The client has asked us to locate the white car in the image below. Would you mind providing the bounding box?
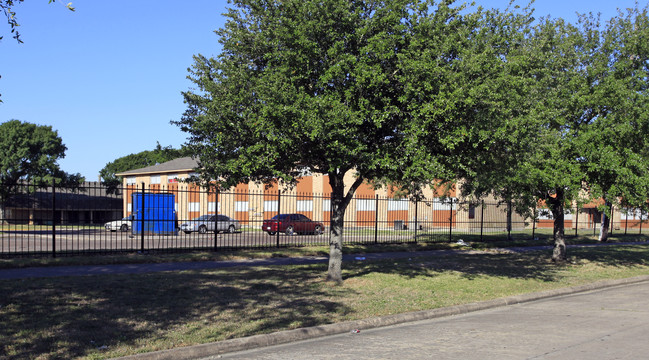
[180,214,241,234]
[104,216,133,232]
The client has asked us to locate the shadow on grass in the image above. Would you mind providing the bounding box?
[0,264,350,359]
[344,243,649,283]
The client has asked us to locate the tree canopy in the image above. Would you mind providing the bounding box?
[177,0,519,282]
[0,120,83,221]
[455,6,649,260]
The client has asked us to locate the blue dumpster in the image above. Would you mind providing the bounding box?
[132,193,177,235]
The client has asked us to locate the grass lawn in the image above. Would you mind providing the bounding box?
[2,241,649,359]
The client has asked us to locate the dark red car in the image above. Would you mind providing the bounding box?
[262,214,324,235]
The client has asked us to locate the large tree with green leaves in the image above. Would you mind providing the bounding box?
[582,6,649,241]
[456,6,649,260]
[402,2,541,232]
[177,0,486,283]
[0,119,83,222]
[99,143,189,193]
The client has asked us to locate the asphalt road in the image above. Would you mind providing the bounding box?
[207,280,649,360]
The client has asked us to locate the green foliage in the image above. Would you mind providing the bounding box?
[0,119,83,201]
[179,0,419,190]
[176,0,488,281]
[99,143,189,192]
[453,4,649,255]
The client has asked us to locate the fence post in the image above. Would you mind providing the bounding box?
[374,194,379,244]
[575,207,579,237]
[448,198,453,243]
[414,198,418,243]
[532,205,536,241]
[610,205,615,235]
[480,200,485,242]
[640,209,644,235]
[276,190,281,248]
[214,189,219,252]
[593,214,602,236]
[140,183,145,252]
[52,179,56,258]
[624,208,628,235]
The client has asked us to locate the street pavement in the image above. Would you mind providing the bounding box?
[205,279,649,360]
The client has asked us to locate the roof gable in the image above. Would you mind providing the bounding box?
[116,157,199,176]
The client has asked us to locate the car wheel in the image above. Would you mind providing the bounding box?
[198,225,207,234]
[285,226,295,236]
[183,231,191,234]
[120,224,129,232]
[314,225,323,235]
[267,232,276,235]
[228,225,236,233]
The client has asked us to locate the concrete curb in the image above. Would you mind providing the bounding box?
[115,275,649,360]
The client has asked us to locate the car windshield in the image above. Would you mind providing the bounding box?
[195,215,211,221]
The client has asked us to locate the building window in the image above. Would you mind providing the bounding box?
[208,202,220,212]
[236,201,249,212]
[264,201,278,212]
[356,199,376,211]
[468,205,475,219]
[150,175,161,184]
[188,202,200,212]
[168,174,179,183]
[125,177,136,185]
[297,200,313,212]
[323,199,331,212]
[387,199,409,211]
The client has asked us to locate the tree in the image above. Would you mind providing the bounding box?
[0,119,83,222]
[176,0,482,283]
[406,2,541,234]
[581,5,649,242]
[456,6,649,260]
[99,143,189,193]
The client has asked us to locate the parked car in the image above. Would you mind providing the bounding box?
[104,216,133,232]
[262,214,324,235]
[180,214,241,234]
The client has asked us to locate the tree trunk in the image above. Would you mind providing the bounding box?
[325,172,362,284]
[549,189,567,262]
[327,202,344,284]
[598,199,611,242]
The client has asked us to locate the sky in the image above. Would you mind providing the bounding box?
[1,0,645,181]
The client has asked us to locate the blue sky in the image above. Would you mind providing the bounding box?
[1,0,645,180]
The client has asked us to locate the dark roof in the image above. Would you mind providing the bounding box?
[116,157,199,176]
[5,182,122,210]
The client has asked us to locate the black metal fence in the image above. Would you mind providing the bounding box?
[1,181,647,257]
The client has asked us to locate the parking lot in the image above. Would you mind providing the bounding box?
[0,226,424,255]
